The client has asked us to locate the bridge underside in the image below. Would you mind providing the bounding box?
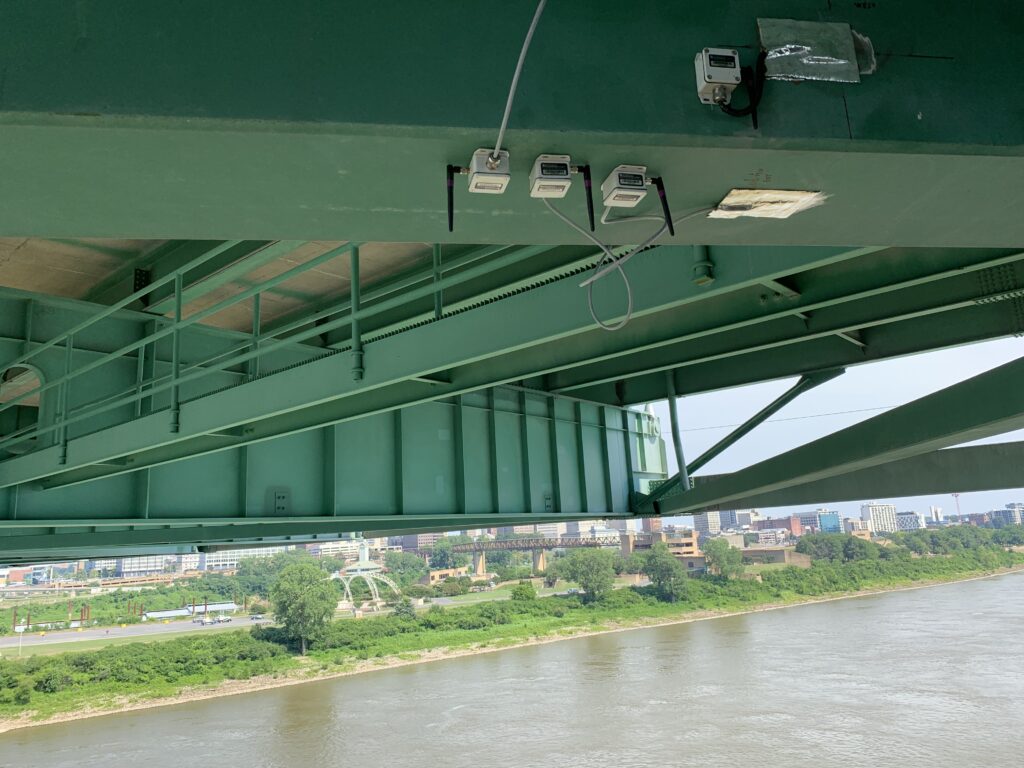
[1,2,1023,561]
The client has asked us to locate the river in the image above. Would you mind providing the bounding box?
[3,573,1023,767]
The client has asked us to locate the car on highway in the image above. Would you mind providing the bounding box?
[214,614,232,623]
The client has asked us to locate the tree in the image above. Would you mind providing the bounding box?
[392,598,417,620]
[269,562,337,654]
[558,549,617,602]
[702,538,745,579]
[642,542,689,602]
[429,538,467,570]
[384,552,429,587]
[510,582,537,601]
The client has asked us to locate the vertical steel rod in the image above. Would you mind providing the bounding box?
[134,336,146,419]
[249,293,261,381]
[170,273,183,433]
[58,335,73,464]
[665,370,689,492]
[350,246,364,381]
[432,243,443,320]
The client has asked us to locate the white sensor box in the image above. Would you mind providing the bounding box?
[695,47,742,105]
[601,164,648,208]
[468,148,511,194]
[529,154,572,198]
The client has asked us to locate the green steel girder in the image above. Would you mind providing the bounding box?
[576,298,1024,405]
[0,243,869,489]
[548,248,1024,394]
[688,442,1024,511]
[0,385,666,561]
[1,4,1024,245]
[649,354,1024,516]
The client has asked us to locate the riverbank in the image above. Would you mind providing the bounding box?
[3,564,1022,735]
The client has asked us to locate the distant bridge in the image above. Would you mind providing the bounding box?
[451,534,647,575]
[450,536,628,554]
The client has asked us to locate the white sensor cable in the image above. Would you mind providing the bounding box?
[543,199,634,331]
[490,0,548,164]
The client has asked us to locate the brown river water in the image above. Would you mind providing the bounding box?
[2,573,1023,768]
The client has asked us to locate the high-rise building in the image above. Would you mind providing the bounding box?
[817,510,842,533]
[640,516,663,533]
[754,515,803,536]
[717,509,738,529]
[990,505,1023,527]
[693,510,721,537]
[861,502,898,534]
[735,509,762,527]
[399,532,444,551]
[928,506,943,523]
[895,511,926,531]
[796,512,820,532]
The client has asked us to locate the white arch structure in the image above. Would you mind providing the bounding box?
[337,571,400,603]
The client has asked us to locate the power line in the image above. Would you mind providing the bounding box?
[681,405,896,433]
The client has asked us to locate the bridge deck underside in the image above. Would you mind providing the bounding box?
[2,2,1024,560]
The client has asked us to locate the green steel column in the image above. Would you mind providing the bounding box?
[519,389,532,513]
[393,409,403,513]
[574,401,589,515]
[547,396,562,514]
[665,371,688,492]
[58,335,73,465]
[488,389,500,513]
[21,300,33,357]
[454,395,466,514]
[350,246,364,381]
[170,272,183,433]
[432,243,443,321]
[248,293,261,381]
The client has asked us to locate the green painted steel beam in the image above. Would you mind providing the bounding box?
[144,240,308,314]
[579,298,1024,405]
[1,4,1023,245]
[0,243,866,489]
[653,354,1024,516]
[0,514,616,555]
[688,442,1024,511]
[640,368,844,510]
[548,248,1024,394]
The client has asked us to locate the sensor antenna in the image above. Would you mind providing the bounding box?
[580,164,595,232]
[446,164,464,232]
[650,177,675,237]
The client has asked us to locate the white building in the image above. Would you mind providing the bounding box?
[534,522,568,538]
[990,504,1023,526]
[756,529,789,546]
[200,545,294,571]
[844,518,870,533]
[861,502,898,534]
[928,506,943,523]
[309,539,363,560]
[117,555,172,577]
[176,553,202,572]
[895,511,926,531]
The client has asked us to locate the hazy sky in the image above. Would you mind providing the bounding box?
[650,337,1024,525]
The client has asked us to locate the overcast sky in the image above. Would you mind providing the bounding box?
[650,337,1024,525]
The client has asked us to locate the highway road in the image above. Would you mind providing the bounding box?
[0,617,263,651]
